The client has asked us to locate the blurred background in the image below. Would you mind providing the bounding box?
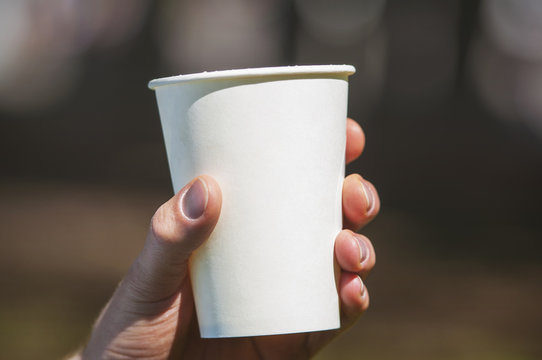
[0,0,541,359]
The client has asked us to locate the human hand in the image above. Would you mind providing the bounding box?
[74,118,380,359]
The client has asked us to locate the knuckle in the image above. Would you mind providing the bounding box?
[149,202,183,245]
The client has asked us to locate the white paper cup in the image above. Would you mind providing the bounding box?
[149,65,355,338]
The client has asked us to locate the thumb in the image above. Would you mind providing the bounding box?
[125,175,222,304]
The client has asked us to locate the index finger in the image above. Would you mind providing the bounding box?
[346,118,365,164]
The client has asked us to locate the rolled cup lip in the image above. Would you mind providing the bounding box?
[148,64,355,90]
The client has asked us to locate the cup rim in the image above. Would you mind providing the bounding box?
[148,64,355,90]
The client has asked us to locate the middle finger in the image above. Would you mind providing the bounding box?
[334,229,376,279]
[343,174,380,231]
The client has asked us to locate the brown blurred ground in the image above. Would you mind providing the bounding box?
[1,183,540,359]
[1,1,541,359]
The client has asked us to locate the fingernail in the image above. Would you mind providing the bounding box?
[354,233,369,264]
[182,178,208,220]
[358,276,365,296]
[360,180,374,213]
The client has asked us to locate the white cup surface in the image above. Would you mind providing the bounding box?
[150,65,355,338]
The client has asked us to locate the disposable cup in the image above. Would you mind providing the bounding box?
[149,65,355,338]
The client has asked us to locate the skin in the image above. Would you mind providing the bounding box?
[74,118,380,360]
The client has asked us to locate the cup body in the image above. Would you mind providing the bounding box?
[149,65,355,338]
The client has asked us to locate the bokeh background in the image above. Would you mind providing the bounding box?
[1,0,541,359]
